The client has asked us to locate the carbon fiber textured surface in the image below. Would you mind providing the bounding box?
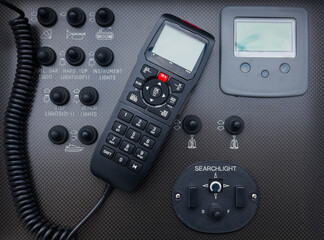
[0,0,323,239]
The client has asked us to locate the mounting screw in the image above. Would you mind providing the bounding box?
[251,193,258,199]
[175,193,181,199]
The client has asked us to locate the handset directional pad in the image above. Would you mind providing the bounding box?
[142,79,169,106]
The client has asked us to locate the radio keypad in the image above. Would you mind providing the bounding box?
[102,109,163,174]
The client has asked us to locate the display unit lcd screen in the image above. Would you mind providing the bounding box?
[152,24,206,72]
[234,18,296,58]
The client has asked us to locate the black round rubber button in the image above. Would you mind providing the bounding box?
[67,8,86,27]
[66,46,85,66]
[225,116,244,135]
[182,115,202,135]
[78,126,98,145]
[37,7,57,27]
[79,87,99,106]
[94,47,114,67]
[95,8,115,27]
[37,47,56,66]
[50,87,70,106]
[48,125,69,145]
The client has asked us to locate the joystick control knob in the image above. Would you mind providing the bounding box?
[37,7,57,27]
[182,115,202,135]
[225,116,244,135]
[65,47,85,66]
[48,126,69,145]
[95,8,115,27]
[78,126,98,145]
[50,87,70,106]
[67,8,86,27]
[37,47,56,66]
[79,87,99,106]
[95,47,114,67]
[208,204,225,221]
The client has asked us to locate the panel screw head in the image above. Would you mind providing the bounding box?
[175,193,181,199]
[252,193,258,199]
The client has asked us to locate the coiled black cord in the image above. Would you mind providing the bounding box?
[1,1,113,239]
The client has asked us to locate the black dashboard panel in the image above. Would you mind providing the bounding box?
[0,0,323,239]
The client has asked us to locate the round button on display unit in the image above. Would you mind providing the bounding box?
[261,70,270,78]
[280,63,291,74]
[142,79,169,106]
[240,63,251,73]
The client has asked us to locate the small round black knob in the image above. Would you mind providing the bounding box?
[48,125,69,145]
[78,126,98,145]
[50,87,70,106]
[212,208,223,220]
[37,47,56,66]
[182,115,202,135]
[95,8,115,27]
[225,116,244,135]
[67,8,86,27]
[79,87,99,106]
[37,7,57,27]
[94,47,114,67]
[65,46,85,66]
[208,204,225,221]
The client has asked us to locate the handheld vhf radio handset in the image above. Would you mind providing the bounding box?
[90,14,215,192]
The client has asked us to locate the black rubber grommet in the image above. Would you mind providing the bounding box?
[95,7,115,27]
[79,87,99,106]
[65,46,85,66]
[48,125,69,145]
[37,47,56,66]
[67,7,86,27]
[94,47,114,67]
[78,126,98,145]
[37,7,58,27]
[50,87,70,106]
[182,115,202,135]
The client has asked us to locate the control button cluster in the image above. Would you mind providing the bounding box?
[49,87,99,106]
[37,7,115,28]
[100,109,162,174]
[48,125,98,145]
[240,62,291,77]
[127,64,186,120]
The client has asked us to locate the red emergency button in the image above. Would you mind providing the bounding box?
[158,72,169,82]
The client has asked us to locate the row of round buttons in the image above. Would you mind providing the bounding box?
[240,63,291,78]
[50,86,98,106]
[37,7,114,28]
[37,46,114,67]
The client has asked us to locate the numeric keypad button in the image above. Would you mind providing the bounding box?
[140,136,155,149]
[114,153,129,166]
[106,133,121,147]
[132,116,148,130]
[118,109,133,123]
[134,148,149,161]
[112,121,127,135]
[120,141,136,154]
[126,128,141,142]
[146,124,161,137]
